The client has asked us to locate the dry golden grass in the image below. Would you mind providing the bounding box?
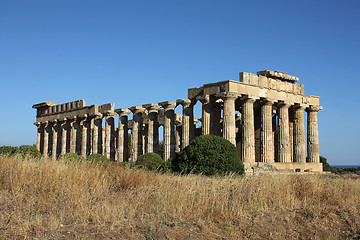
[0,155,359,239]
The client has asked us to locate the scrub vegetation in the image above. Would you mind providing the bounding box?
[0,154,359,239]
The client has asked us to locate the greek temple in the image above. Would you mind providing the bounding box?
[33,70,323,172]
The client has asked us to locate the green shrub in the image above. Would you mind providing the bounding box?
[0,146,19,156]
[18,145,41,159]
[172,135,244,176]
[135,152,164,171]
[59,153,85,163]
[87,153,109,164]
[320,156,332,172]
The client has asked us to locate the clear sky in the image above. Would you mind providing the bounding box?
[0,0,359,165]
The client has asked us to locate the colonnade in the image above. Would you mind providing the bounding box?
[34,95,321,165]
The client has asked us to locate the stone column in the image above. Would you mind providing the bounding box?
[92,114,103,154]
[197,95,211,135]
[260,99,274,163]
[129,106,145,163]
[217,93,238,146]
[105,112,117,160]
[293,105,306,163]
[60,120,67,155]
[306,105,322,163]
[277,102,291,163]
[143,104,161,154]
[79,115,88,158]
[51,120,58,160]
[176,99,192,149]
[69,117,77,153]
[210,96,222,136]
[241,96,257,163]
[115,108,131,162]
[159,101,176,161]
[43,121,49,157]
[175,114,182,153]
[35,122,41,152]
[86,117,93,156]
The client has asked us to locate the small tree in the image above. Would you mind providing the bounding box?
[320,156,332,172]
[18,145,41,159]
[0,146,19,156]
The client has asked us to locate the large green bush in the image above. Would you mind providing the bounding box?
[135,152,164,171]
[172,135,244,176]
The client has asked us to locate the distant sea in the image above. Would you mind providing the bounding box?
[331,165,360,169]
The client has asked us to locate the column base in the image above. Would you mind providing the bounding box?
[244,162,323,174]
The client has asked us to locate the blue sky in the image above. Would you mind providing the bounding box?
[0,0,359,165]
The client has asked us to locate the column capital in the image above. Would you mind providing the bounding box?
[34,122,41,127]
[176,99,192,108]
[104,111,117,118]
[275,101,291,109]
[142,103,161,113]
[92,113,103,120]
[196,95,210,104]
[291,103,306,111]
[216,92,240,100]
[158,101,176,110]
[115,108,131,116]
[240,95,259,104]
[175,113,182,125]
[259,98,275,106]
[306,105,323,113]
[129,106,145,114]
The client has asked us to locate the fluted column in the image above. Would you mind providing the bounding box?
[217,92,237,145]
[176,99,192,149]
[60,120,67,155]
[277,102,291,163]
[35,122,41,151]
[92,114,103,154]
[86,116,93,156]
[42,121,49,157]
[51,120,58,160]
[175,114,182,153]
[197,95,211,135]
[115,108,131,162]
[129,106,145,163]
[260,99,274,163]
[241,96,257,163]
[143,104,161,154]
[293,105,306,163]
[159,101,176,161]
[69,117,77,153]
[210,96,222,136]
[105,112,116,160]
[79,116,88,158]
[306,105,322,163]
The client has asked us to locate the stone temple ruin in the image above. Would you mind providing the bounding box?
[33,70,323,172]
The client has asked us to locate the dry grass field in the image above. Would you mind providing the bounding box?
[0,155,359,239]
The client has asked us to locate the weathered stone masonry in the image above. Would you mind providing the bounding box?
[33,70,323,172]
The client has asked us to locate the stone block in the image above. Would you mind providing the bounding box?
[257,70,299,82]
[239,72,259,86]
[258,75,268,88]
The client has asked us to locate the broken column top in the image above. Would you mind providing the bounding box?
[257,70,299,82]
